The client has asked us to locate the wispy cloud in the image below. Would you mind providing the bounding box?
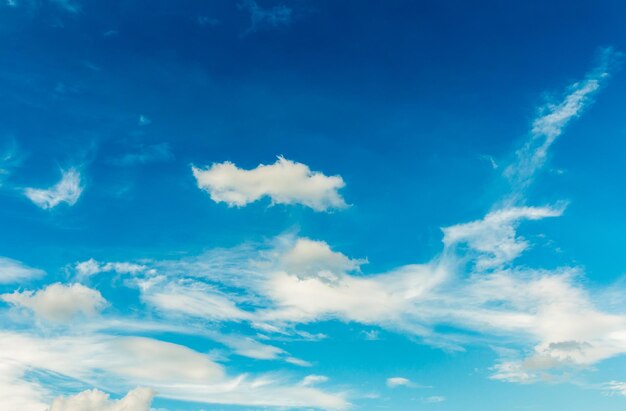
[424,396,446,403]
[504,47,621,195]
[0,331,350,410]
[24,168,84,209]
[0,141,21,186]
[108,143,173,167]
[238,0,293,36]
[0,257,45,284]
[386,377,413,388]
[192,156,347,211]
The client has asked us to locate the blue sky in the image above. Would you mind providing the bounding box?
[1,1,626,410]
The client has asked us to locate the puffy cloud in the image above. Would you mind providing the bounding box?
[279,238,365,282]
[48,387,154,411]
[24,168,83,209]
[0,257,45,284]
[1,283,107,322]
[192,156,347,211]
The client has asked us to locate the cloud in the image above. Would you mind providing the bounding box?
[0,331,349,410]
[442,205,564,270]
[48,387,154,411]
[604,381,626,397]
[0,362,49,411]
[1,283,107,322]
[0,257,45,284]
[136,275,253,322]
[504,47,620,193]
[301,375,329,387]
[238,0,292,36]
[279,238,366,282]
[424,396,446,403]
[75,259,148,278]
[386,377,412,388]
[0,139,22,186]
[192,156,347,211]
[109,143,173,167]
[24,168,83,209]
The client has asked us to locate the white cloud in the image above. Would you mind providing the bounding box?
[0,331,349,410]
[504,47,619,192]
[0,362,49,411]
[192,156,347,211]
[24,168,83,209]
[386,377,412,388]
[48,387,154,411]
[442,205,564,270]
[424,396,445,403]
[279,238,365,282]
[0,257,44,284]
[301,375,329,386]
[75,259,148,278]
[604,381,626,397]
[1,283,107,322]
[136,276,253,322]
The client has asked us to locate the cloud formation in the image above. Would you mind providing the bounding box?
[0,257,45,284]
[386,377,412,388]
[48,387,154,411]
[75,259,148,278]
[504,47,620,193]
[24,168,83,209]
[0,331,349,410]
[192,156,347,211]
[1,283,107,322]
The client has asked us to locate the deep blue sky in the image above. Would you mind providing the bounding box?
[1,1,626,410]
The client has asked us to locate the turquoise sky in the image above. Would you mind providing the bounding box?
[1,1,626,410]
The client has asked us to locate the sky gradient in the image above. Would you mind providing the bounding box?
[1,1,626,410]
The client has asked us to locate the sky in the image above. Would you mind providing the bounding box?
[1,0,626,410]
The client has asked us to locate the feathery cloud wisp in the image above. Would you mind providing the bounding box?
[504,48,620,193]
[24,168,83,209]
[0,257,45,284]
